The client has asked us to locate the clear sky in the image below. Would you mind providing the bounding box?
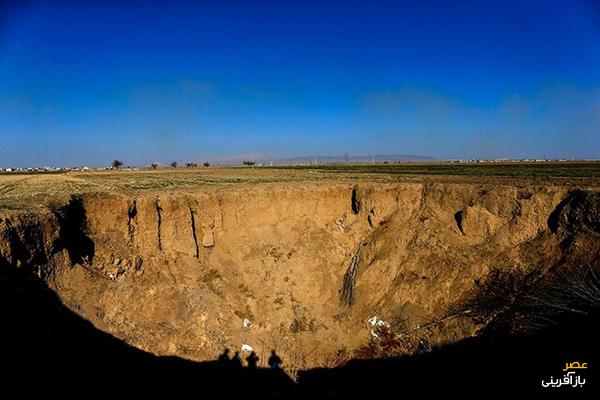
[1,0,599,167]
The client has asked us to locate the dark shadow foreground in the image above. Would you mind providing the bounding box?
[299,320,597,396]
[1,266,596,396]
[0,266,293,396]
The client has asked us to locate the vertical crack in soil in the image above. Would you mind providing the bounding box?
[127,200,137,241]
[190,207,199,258]
[155,199,162,251]
[351,186,360,214]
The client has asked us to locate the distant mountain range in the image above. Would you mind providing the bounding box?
[207,153,437,165]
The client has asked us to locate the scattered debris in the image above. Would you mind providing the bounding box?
[368,316,390,338]
[241,344,253,353]
[418,339,432,353]
[335,214,348,231]
[243,318,251,329]
[368,316,389,327]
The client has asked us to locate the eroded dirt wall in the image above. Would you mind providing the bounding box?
[1,182,598,369]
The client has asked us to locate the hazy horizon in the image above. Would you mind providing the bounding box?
[1,1,599,168]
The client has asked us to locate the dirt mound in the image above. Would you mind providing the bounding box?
[549,190,600,234]
[1,181,599,370]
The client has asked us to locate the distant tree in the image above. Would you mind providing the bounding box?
[185,162,198,168]
[170,161,178,168]
[112,160,124,169]
[151,163,159,169]
[203,162,210,167]
[243,160,256,166]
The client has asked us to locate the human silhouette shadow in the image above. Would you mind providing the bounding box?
[3,258,596,396]
[246,350,260,369]
[217,348,230,364]
[231,351,244,368]
[268,349,283,369]
[0,265,294,396]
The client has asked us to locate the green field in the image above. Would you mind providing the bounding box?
[270,162,600,178]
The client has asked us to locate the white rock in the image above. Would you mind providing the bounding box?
[367,316,389,327]
[243,318,251,329]
[368,316,390,337]
[241,344,253,353]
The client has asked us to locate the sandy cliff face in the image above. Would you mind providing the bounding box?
[1,182,598,369]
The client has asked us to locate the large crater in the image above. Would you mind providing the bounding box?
[1,181,599,370]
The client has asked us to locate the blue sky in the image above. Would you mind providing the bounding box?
[1,0,599,167]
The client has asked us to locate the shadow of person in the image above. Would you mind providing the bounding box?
[0,263,300,396]
[246,350,259,369]
[217,348,230,364]
[268,349,282,369]
[231,351,243,368]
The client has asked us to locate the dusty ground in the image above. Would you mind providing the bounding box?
[1,163,599,371]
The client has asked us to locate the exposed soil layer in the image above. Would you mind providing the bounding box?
[1,177,599,371]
